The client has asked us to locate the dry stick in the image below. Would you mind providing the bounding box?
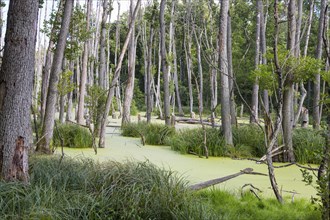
[189,168,267,191]
[241,183,263,200]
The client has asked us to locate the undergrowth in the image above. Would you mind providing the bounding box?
[0,157,320,219]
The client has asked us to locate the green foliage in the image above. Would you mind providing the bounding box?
[130,100,139,116]
[0,157,215,219]
[85,85,107,131]
[121,122,175,145]
[53,123,93,148]
[292,129,325,164]
[199,190,320,220]
[58,70,75,96]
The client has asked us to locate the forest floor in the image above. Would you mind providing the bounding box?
[55,114,317,200]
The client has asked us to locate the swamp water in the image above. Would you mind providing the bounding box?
[56,121,317,200]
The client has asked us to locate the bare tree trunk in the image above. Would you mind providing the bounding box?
[99,0,141,148]
[193,29,203,114]
[227,12,236,125]
[160,0,170,125]
[185,0,194,117]
[122,0,137,125]
[173,36,184,116]
[219,0,233,145]
[0,0,38,182]
[59,59,66,124]
[40,0,64,122]
[146,8,156,123]
[313,0,326,129]
[251,0,261,124]
[98,0,109,89]
[303,0,315,57]
[37,0,74,153]
[282,0,296,162]
[77,0,92,124]
[269,0,284,203]
[114,2,122,117]
[66,61,74,121]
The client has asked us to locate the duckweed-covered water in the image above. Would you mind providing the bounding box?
[56,123,317,200]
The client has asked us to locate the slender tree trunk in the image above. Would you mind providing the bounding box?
[313,0,326,129]
[160,0,170,125]
[99,0,141,148]
[0,0,38,182]
[98,0,109,89]
[77,0,92,124]
[251,0,261,124]
[173,36,184,116]
[282,0,296,162]
[59,59,66,124]
[66,61,74,121]
[37,0,74,153]
[193,29,203,114]
[122,0,137,125]
[227,13,236,125]
[219,0,233,145]
[303,0,314,57]
[114,1,122,117]
[40,0,64,122]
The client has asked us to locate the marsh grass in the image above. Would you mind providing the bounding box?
[198,190,321,220]
[53,123,93,148]
[0,156,215,219]
[121,122,175,145]
[0,157,321,219]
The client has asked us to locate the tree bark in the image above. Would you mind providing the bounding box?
[37,0,74,153]
[227,12,236,125]
[313,0,326,129]
[98,0,109,89]
[282,0,296,162]
[160,0,171,125]
[219,0,233,145]
[77,0,92,124]
[0,0,38,182]
[122,0,137,125]
[40,0,64,122]
[251,0,261,124]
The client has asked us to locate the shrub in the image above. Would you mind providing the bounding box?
[293,128,325,164]
[53,123,93,148]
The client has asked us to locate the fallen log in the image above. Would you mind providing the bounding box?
[188,168,267,191]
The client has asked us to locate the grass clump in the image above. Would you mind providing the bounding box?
[232,124,266,157]
[122,122,175,145]
[168,128,228,156]
[198,190,321,220]
[292,128,325,164]
[53,123,93,148]
[0,156,215,219]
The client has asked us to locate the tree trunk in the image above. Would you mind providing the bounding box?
[282,0,296,162]
[227,12,236,125]
[99,0,141,148]
[160,0,170,125]
[77,0,92,124]
[40,0,64,122]
[98,0,109,89]
[303,0,315,57]
[37,0,74,153]
[66,61,74,121]
[313,0,326,129]
[219,0,233,145]
[173,36,184,116]
[122,0,137,125]
[251,0,261,124]
[0,0,38,182]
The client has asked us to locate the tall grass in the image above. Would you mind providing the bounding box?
[53,123,93,148]
[0,156,215,219]
[167,128,228,156]
[121,122,175,145]
[199,190,320,220]
[292,128,325,164]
